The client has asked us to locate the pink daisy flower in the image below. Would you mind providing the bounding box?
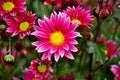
[0,0,26,18]
[31,12,81,61]
[104,40,118,59]
[110,62,120,80]
[64,6,93,28]
[6,11,36,39]
[29,58,52,79]
[23,68,41,80]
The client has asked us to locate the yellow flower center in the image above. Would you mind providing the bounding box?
[50,31,64,46]
[37,64,47,73]
[104,50,108,55]
[20,22,29,31]
[71,19,81,25]
[32,78,40,80]
[3,2,15,11]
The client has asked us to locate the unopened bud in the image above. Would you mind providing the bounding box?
[86,32,93,40]
[4,54,15,63]
[99,9,109,19]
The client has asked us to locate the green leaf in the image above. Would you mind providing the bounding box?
[94,44,106,64]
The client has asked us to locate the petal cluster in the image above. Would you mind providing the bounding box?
[105,40,118,59]
[0,0,26,18]
[6,11,36,39]
[23,68,40,80]
[110,62,120,80]
[32,12,81,61]
[64,6,93,28]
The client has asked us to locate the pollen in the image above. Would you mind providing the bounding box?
[20,22,29,31]
[3,2,15,11]
[32,78,40,80]
[50,31,64,46]
[71,19,81,25]
[37,64,47,73]
[104,50,108,55]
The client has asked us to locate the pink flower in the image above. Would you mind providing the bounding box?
[105,40,118,59]
[23,68,41,80]
[44,0,79,10]
[0,48,16,68]
[64,6,93,28]
[110,62,120,80]
[6,11,36,39]
[58,74,75,80]
[29,58,52,79]
[32,12,81,61]
[13,77,20,80]
[95,0,113,18]
[96,34,105,43]
[0,0,26,18]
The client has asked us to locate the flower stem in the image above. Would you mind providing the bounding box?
[8,37,12,55]
[53,61,57,80]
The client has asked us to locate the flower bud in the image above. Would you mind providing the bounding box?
[4,54,15,63]
[99,9,109,19]
[86,32,93,40]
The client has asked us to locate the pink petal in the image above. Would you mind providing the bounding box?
[32,41,42,46]
[65,32,81,39]
[12,31,20,37]
[54,52,60,62]
[48,51,52,61]
[62,43,69,51]
[66,39,78,45]
[59,47,65,57]
[65,51,74,59]
[37,43,51,52]
[50,46,58,53]
[41,51,49,60]
[31,31,48,38]
[69,45,78,52]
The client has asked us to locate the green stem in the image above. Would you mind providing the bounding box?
[92,59,110,72]
[8,37,12,55]
[88,16,102,80]
[53,61,57,80]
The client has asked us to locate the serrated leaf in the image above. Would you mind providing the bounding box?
[94,44,106,64]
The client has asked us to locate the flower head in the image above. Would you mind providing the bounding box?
[6,11,36,39]
[32,12,81,61]
[29,58,52,79]
[0,0,26,18]
[110,62,120,80]
[104,40,118,59]
[23,68,41,80]
[64,6,93,28]
[44,0,79,10]
[95,0,114,19]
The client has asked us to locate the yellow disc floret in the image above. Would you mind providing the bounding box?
[104,50,108,55]
[50,31,64,46]
[37,65,47,73]
[3,2,15,11]
[32,78,40,80]
[20,22,29,31]
[71,19,81,25]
